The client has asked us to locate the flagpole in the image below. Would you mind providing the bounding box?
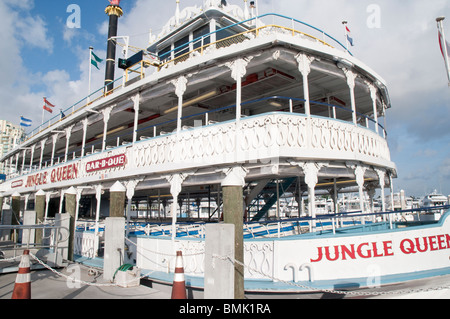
[437,17,450,86]
[41,97,45,125]
[88,46,93,103]
[342,21,349,52]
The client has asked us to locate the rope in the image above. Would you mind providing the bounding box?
[0,255,22,262]
[28,252,154,288]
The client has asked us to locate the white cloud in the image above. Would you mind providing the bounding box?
[14,15,53,53]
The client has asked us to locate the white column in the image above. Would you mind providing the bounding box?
[29,145,36,172]
[300,162,322,232]
[171,76,188,133]
[23,194,30,216]
[343,68,358,125]
[64,125,74,162]
[39,139,47,170]
[14,153,19,172]
[388,173,394,228]
[74,188,83,228]
[81,118,88,157]
[101,107,113,151]
[296,53,315,118]
[21,149,26,173]
[209,18,217,44]
[376,168,386,214]
[367,82,379,134]
[226,58,251,121]
[125,179,140,237]
[94,184,103,236]
[50,133,59,166]
[44,191,52,222]
[166,173,188,240]
[58,189,66,215]
[131,94,140,144]
[354,165,367,224]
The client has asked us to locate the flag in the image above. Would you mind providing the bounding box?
[44,97,55,108]
[91,51,103,70]
[43,105,53,113]
[20,116,32,127]
[43,97,55,113]
[345,25,354,46]
[347,34,354,47]
[438,30,450,59]
[60,110,66,119]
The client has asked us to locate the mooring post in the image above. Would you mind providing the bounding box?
[104,217,125,282]
[65,187,77,261]
[0,195,3,224]
[35,190,45,245]
[221,166,247,299]
[11,192,21,242]
[204,223,235,299]
[110,181,126,218]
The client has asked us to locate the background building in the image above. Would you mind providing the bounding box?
[0,120,25,176]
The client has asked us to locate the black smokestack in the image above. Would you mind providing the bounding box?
[104,1,123,93]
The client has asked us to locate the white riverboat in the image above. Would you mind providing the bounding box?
[1,0,449,298]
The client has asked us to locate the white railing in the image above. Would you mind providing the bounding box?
[74,230,101,258]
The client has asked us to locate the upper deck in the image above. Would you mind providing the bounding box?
[0,1,395,197]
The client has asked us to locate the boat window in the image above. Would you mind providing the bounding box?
[158,45,172,62]
[216,22,237,41]
[193,25,210,49]
[174,35,190,58]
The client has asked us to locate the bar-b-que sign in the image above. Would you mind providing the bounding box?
[85,154,127,173]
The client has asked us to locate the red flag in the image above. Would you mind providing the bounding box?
[346,26,351,33]
[43,105,53,113]
[43,97,55,108]
[438,30,450,59]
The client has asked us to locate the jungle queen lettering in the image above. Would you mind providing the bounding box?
[25,163,79,187]
[310,234,450,263]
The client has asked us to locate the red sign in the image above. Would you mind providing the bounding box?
[86,154,126,173]
[11,180,24,188]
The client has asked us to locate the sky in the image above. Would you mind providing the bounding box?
[1,0,450,198]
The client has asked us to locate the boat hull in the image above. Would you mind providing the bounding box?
[134,209,450,295]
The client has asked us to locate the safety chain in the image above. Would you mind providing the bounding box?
[28,252,154,288]
[213,254,450,297]
[0,255,22,262]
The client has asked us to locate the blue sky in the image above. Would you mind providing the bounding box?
[1,0,450,197]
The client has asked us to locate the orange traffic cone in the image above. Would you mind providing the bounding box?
[11,250,31,299]
[171,251,187,299]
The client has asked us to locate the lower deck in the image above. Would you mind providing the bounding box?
[69,206,450,295]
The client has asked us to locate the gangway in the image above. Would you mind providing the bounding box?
[250,177,297,221]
